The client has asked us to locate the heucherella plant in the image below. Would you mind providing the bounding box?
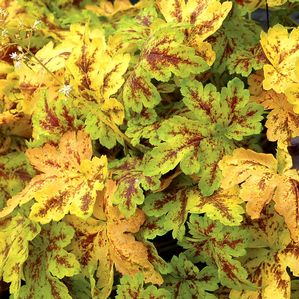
[1,0,299,298]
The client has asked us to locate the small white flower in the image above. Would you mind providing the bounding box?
[1,28,8,37]
[9,52,18,60]
[59,84,72,97]
[32,19,41,30]
[14,60,22,69]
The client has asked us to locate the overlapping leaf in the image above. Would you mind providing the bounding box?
[179,214,250,289]
[30,91,83,147]
[0,130,108,222]
[231,205,299,299]
[116,273,170,299]
[123,27,209,113]
[220,148,299,242]
[209,14,265,76]
[0,151,35,209]
[143,78,263,195]
[0,214,40,298]
[157,0,232,41]
[260,25,299,113]
[65,26,130,148]
[65,180,163,298]
[249,70,299,148]
[110,156,160,217]
[163,253,219,299]
[18,221,80,299]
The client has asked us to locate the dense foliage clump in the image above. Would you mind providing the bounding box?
[1,0,299,298]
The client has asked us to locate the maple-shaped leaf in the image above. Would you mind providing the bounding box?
[260,24,299,94]
[123,27,209,113]
[189,187,245,226]
[123,68,162,113]
[0,214,40,298]
[110,156,160,217]
[142,115,206,177]
[219,148,299,242]
[116,273,170,299]
[157,0,232,42]
[18,221,80,299]
[0,152,35,210]
[114,4,157,52]
[143,185,197,240]
[249,70,299,149]
[209,14,265,76]
[0,130,108,222]
[29,91,83,147]
[65,180,162,298]
[179,214,250,289]
[125,108,160,146]
[163,253,218,299]
[138,27,209,82]
[65,26,130,148]
[143,78,263,195]
[231,205,299,299]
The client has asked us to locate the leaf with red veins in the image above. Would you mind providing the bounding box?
[110,156,160,217]
[30,91,83,147]
[231,205,299,299]
[157,0,232,41]
[65,180,163,298]
[249,70,299,149]
[179,214,251,289]
[220,148,299,242]
[139,28,209,82]
[0,131,108,223]
[18,221,80,299]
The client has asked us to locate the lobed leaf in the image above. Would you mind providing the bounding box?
[0,130,108,222]
[220,148,299,242]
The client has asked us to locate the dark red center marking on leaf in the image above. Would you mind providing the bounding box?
[81,192,92,212]
[129,73,152,98]
[40,99,60,130]
[62,106,75,129]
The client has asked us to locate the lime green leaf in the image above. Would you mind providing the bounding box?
[0,214,40,298]
[64,275,91,299]
[144,78,263,195]
[180,214,250,289]
[123,68,162,113]
[143,186,198,239]
[110,156,160,217]
[30,91,83,147]
[163,253,218,299]
[19,221,80,299]
[139,28,209,82]
[143,115,206,176]
[189,187,244,226]
[116,273,170,299]
[0,152,35,210]
[210,15,265,75]
[143,241,172,275]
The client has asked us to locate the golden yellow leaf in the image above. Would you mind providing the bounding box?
[220,148,299,242]
[65,180,162,298]
[0,131,108,223]
[249,71,299,149]
[260,25,299,94]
